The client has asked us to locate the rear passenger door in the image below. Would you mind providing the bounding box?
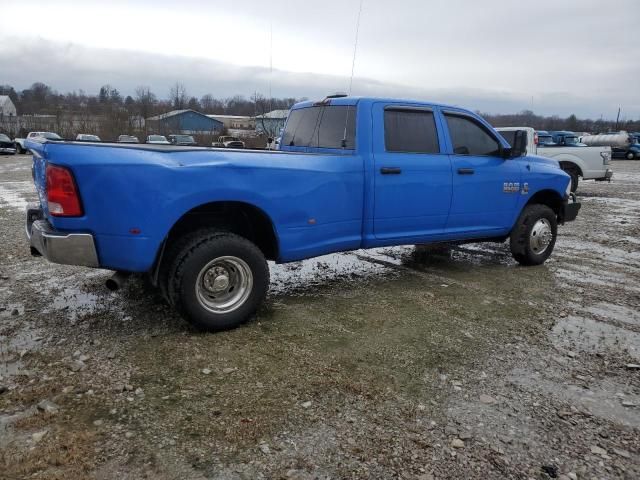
[373,104,452,240]
[443,112,522,233]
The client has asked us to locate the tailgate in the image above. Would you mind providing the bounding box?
[25,139,50,216]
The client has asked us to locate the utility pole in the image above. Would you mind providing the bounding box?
[615,107,621,131]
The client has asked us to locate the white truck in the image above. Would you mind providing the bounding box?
[496,127,612,192]
[14,131,63,154]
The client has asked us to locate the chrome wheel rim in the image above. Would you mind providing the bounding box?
[530,218,553,255]
[195,256,253,313]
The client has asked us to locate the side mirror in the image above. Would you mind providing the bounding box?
[267,137,273,144]
[503,130,527,158]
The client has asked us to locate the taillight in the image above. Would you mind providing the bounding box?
[46,164,83,217]
[534,132,539,145]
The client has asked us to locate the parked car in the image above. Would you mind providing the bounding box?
[117,135,140,144]
[76,134,101,142]
[212,136,245,148]
[168,134,198,146]
[0,133,17,155]
[146,135,170,145]
[25,95,579,332]
[15,131,63,153]
[497,127,612,192]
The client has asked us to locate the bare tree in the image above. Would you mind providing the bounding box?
[169,82,188,110]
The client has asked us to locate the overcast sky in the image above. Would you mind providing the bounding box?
[2,0,638,119]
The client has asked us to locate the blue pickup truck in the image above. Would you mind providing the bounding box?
[25,95,580,331]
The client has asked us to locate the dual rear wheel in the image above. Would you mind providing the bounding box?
[160,230,269,332]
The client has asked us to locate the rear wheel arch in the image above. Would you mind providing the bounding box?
[558,161,582,177]
[163,201,279,260]
[153,201,278,293]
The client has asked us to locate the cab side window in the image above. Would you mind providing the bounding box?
[384,109,439,154]
[445,114,501,156]
[280,106,356,149]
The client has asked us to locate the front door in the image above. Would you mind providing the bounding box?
[443,112,522,234]
[373,104,453,240]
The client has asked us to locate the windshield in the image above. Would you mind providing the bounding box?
[538,135,554,145]
[564,136,579,145]
[149,135,166,141]
[0,134,10,142]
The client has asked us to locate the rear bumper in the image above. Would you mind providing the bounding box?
[560,194,581,223]
[595,169,614,181]
[25,205,99,267]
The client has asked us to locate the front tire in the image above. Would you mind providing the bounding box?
[510,204,558,266]
[627,151,636,160]
[167,230,269,331]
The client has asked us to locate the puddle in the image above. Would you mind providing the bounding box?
[0,181,36,210]
[510,367,640,428]
[0,317,45,378]
[44,287,102,321]
[552,315,640,360]
[269,250,400,295]
[579,302,640,327]
[553,267,640,293]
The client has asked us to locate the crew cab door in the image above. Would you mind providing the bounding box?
[443,112,522,234]
[372,103,452,240]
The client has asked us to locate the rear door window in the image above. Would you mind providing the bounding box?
[281,105,356,149]
[445,114,501,156]
[384,109,440,153]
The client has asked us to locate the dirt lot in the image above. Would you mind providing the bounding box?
[0,155,639,480]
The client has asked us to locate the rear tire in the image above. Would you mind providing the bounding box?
[166,230,269,331]
[627,151,636,160]
[510,204,557,266]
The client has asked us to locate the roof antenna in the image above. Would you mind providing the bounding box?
[342,0,364,148]
[269,19,273,116]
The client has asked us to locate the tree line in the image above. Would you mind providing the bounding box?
[0,82,301,118]
[1,82,638,134]
[482,110,640,134]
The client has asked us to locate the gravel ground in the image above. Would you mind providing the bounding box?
[0,155,639,480]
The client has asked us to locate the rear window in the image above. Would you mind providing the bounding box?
[281,105,356,149]
[384,109,440,153]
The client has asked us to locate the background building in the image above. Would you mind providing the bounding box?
[147,109,223,135]
[255,109,289,137]
[206,114,255,130]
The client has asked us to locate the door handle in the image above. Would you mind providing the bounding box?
[457,168,475,175]
[380,167,402,174]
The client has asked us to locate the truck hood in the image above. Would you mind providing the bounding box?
[527,154,560,168]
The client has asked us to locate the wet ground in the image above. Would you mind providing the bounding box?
[0,155,639,480]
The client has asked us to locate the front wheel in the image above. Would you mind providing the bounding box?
[627,151,636,160]
[510,204,558,266]
[167,230,269,331]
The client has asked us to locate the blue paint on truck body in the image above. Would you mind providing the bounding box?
[26,96,570,273]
